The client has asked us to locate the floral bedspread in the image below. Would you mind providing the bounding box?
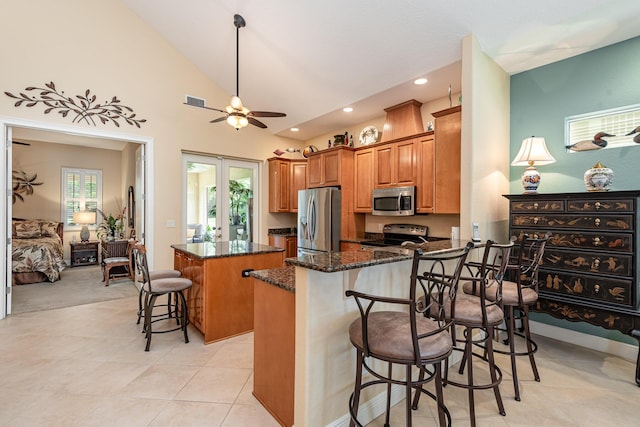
[12,235,66,282]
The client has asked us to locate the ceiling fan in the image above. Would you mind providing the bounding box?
[186,14,286,130]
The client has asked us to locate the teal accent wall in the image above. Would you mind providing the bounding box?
[510,36,640,346]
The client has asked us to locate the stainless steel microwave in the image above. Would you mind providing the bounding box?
[372,186,415,216]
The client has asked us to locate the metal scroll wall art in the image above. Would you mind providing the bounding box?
[5,81,146,128]
[12,170,43,204]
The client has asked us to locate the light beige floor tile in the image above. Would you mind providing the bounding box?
[75,396,168,427]
[174,366,252,403]
[121,364,199,399]
[206,342,253,369]
[149,400,231,427]
[221,403,282,427]
[2,393,103,426]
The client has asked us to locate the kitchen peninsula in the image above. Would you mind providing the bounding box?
[251,240,472,427]
[172,241,284,344]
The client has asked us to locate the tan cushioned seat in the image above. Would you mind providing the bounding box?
[349,311,452,361]
[420,290,504,328]
[104,257,129,265]
[142,277,192,294]
[149,270,181,280]
[463,280,538,305]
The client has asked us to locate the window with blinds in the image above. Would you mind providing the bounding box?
[565,103,640,152]
[61,168,102,227]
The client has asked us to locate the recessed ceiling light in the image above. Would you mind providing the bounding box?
[414,78,428,85]
[343,107,354,113]
[290,127,299,132]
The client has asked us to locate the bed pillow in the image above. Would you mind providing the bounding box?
[40,220,60,237]
[14,220,42,239]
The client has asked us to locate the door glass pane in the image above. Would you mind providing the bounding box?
[228,166,254,242]
[186,162,217,243]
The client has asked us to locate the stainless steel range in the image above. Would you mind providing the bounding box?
[363,224,448,248]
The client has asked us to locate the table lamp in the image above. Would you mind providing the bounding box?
[511,136,556,194]
[73,211,96,242]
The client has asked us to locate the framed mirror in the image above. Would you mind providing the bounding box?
[128,185,135,229]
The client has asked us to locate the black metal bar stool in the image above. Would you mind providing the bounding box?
[346,243,473,427]
[493,233,550,401]
[133,244,193,351]
[439,239,514,426]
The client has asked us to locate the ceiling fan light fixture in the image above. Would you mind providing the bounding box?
[227,112,249,129]
[230,95,243,110]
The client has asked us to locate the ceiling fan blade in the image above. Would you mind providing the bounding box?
[247,117,267,128]
[210,116,228,123]
[249,111,287,118]
[183,102,226,113]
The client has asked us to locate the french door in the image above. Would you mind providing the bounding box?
[182,154,259,243]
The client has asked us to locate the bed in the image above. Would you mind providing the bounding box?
[12,218,66,285]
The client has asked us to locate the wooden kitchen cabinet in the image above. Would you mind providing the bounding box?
[268,158,307,213]
[432,105,461,213]
[269,234,297,260]
[289,160,307,212]
[174,249,204,332]
[416,133,435,213]
[306,146,353,188]
[373,137,416,188]
[353,148,374,212]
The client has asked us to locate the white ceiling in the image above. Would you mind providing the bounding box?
[122,0,640,141]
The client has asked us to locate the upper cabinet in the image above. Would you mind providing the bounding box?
[373,138,416,188]
[307,147,353,188]
[268,158,307,213]
[353,148,374,212]
[415,133,435,213]
[432,106,461,214]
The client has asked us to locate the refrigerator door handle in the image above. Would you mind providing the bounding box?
[309,194,316,240]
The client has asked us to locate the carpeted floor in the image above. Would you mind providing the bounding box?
[11,265,138,314]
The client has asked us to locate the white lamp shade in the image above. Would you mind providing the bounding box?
[73,211,96,225]
[511,137,556,166]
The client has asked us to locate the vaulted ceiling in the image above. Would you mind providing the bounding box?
[123,0,640,140]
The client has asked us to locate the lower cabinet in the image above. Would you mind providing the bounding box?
[174,250,204,332]
[269,235,297,260]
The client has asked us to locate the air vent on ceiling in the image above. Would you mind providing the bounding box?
[185,95,206,108]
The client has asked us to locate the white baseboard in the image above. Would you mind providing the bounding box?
[529,320,638,362]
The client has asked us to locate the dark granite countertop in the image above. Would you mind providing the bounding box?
[268,227,297,237]
[171,240,284,259]
[250,265,296,293]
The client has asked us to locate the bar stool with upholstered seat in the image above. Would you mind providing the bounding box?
[496,233,550,401]
[346,243,473,427]
[133,244,193,351]
[433,239,515,426]
[135,269,183,325]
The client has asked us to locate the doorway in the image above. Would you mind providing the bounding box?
[182,153,259,243]
[1,118,153,318]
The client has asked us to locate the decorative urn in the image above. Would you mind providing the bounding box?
[584,161,614,192]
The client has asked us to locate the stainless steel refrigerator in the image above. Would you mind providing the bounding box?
[297,187,341,255]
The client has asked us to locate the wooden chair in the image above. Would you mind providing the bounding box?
[101,240,134,286]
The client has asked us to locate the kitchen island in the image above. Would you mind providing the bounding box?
[172,240,284,344]
[251,240,473,427]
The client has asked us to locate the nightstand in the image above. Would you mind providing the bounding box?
[70,241,99,267]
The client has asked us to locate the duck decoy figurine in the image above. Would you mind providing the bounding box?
[625,125,640,143]
[567,132,614,152]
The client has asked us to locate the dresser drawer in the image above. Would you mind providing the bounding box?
[542,248,632,277]
[510,200,564,213]
[512,229,633,253]
[567,199,635,213]
[539,269,634,307]
[512,214,633,231]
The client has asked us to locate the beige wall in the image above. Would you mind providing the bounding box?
[1,0,295,269]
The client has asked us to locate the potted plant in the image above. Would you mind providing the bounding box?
[96,208,125,240]
[229,180,252,226]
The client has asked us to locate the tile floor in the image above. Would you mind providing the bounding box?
[0,295,637,426]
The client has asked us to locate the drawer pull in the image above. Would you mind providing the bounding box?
[533,202,539,210]
[533,217,539,224]
[594,218,601,226]
[592,237,603,246]
[593,284,600,294]
[595,201,601,210]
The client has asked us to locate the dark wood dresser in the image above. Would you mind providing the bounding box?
[505,191,640,385]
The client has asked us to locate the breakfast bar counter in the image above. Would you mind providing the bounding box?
[250,240,473,427]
